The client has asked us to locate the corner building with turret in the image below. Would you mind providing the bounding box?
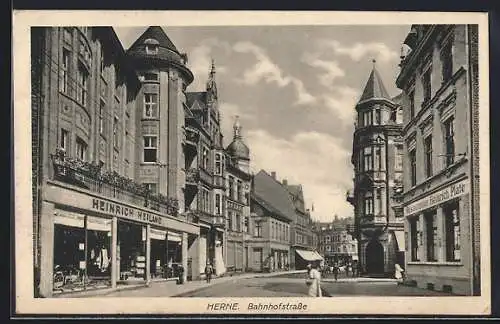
[347,62,405,277]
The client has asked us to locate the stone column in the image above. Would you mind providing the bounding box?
[436,206,445,262]
[39,201,55,298]
[182,232,188,283]
[111,216,117,288]
[146,224,151,284]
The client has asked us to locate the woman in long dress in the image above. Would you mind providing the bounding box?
[307,263,323,297]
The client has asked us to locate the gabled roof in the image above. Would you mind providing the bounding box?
[358,64,391,103]
[285,184,307,214]
[252,170,296,222]
[186,92,206,110]
[128,26,179,54]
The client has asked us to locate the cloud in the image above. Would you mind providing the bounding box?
[302,53,345,89]
[233,41,316,105]
[186,38,231,91]
[246,129,354,221]
[322,86,360,126]
[319,40,399,63]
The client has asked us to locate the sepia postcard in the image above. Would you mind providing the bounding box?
[12,10,491,316]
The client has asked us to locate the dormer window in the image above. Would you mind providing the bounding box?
[144,38,159,55]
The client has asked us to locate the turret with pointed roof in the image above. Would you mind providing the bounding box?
[348,59,404,276]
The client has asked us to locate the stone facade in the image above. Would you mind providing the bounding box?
[348,62,405,277]
[396,24,479,295]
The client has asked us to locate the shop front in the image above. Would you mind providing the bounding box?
[39,181,200,297]
[404,177,472,295]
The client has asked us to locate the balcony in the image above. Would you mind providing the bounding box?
[50,148,179,217]
[213,174,225,189]
[346,190,355,206]
[184,126,199,149]
[185,168,199,187]
[198,167,212,186]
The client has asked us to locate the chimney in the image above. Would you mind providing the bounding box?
[282,179,288,186]
[271,171,276,179]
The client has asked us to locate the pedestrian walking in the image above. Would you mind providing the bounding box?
[395,263,405,283]
[332,262,339,281]
[305,263,322,297]
[205,262,213,283]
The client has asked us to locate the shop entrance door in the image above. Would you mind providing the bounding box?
[253,248,263,272]
[365,240,384,275]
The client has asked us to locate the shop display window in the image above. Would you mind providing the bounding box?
[53,212,112,293]
[165,233,183,279]
[117,220,146,282]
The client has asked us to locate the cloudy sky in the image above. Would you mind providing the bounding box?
[115,25,410,222]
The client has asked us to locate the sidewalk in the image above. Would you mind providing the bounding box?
[57,270,307,298]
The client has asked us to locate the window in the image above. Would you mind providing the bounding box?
[236,214,241,232]
[144,93,158,118]
[215,153,223,175]
[375,107,381,125]
[76,63,88,106]
[441,38,453,83]
[60,49,70,93]
[202,147,210,170]
[113,117,119,148]
[363,147,373,171]
[422,67,432,103]
[228,176,234,199]
[374,146,382,170]
[145,44,158,55]
[363,110,373,126]
[244,216,249,233]
[227,212,233,231]
[60,129,69,151]
[143,136,157,162]
[271,222,275,239]
[326,235,331,242]
[445,202,460,262]
[444,117,455,167]
[144,72,159,81]
[364,192,374,215]
[395,145,403,171]
[409,89,415,119]
[254,221,262,237]
[215,193,222,215]
[99,101,105,134]
[376,188,383,215]
[76,137,87,161]
[409,149,417,186]
[425,210,438,261]
[144,183,157,194]
[410,217,420,261]
[424,136,433,178]
[326,245,331,252]
[237,180,243,202]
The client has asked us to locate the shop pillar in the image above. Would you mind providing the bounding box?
[188,234,200,280]
[146,224,151,284]
[181,232,188,283]
[111,216,117,288]
[39,201,55,298]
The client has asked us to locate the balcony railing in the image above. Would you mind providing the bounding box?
[50,148,179,217]
[184,126,199,147]
[185,168,199,185]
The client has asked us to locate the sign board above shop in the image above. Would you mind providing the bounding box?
[44,183,200,235]
[403,178,469,217]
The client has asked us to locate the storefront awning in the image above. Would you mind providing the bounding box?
[394,230,405,252]
[311,251,324,260]
[296,249,323,262]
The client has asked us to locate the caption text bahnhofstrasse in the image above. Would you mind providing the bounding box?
[207,302,308,311]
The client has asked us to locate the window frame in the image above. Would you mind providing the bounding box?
[76,62,89,106]
[143,93,158,118]
[444,116,455,167]
[75,137,88,161]
[409,148,417,186]
[425,210,438,262]
[440,34,454,84]
[143,135,158,163]
[445,201,461,262]
[424,135,433,178]
[410,217,420,261]
[60,48,71,94]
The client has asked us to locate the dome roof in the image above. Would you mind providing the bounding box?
[227,139,250,161]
